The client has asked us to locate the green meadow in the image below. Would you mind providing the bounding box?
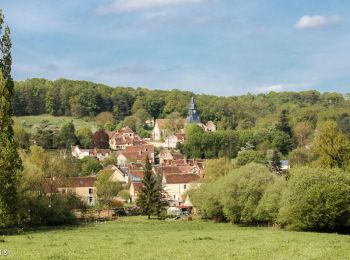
[13,114,98,133]
[2,217,350,259]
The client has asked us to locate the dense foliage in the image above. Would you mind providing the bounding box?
[191,162,350,232]
[279,167,350,232]
[0,11,22,227]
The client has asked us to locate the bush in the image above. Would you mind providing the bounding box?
[220,164,277,224]
[192,163,282,224]
[235,150,267,168]
[288,148,315,168]
[21,193,86,226]
[191,182,225,221]
[255,178,287,223]
[278,167,350,232]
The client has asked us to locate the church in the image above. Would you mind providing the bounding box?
[151,97,216,142]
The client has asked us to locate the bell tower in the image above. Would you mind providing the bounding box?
[186,97,201,123]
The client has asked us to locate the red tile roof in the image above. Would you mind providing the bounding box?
[42,177,97,193]
[119,126,134,134]
[107,131,117,139]
[130,170,145,179]
[164,174,200,184]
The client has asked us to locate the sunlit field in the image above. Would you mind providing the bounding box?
[2,217,350,259]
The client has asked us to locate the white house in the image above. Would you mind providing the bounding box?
[71,146,90,159]
[107,165,129,183]
[163,174,201,205]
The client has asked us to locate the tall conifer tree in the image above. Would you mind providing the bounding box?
[0,10,21,227]
[136,156,157,219]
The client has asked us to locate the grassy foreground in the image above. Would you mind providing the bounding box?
[2,217,350,259]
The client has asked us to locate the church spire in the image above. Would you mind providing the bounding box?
[186,96,201,123]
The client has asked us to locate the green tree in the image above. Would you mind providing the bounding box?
[76,127,93,148]
[153,173,169,218]
[136,156,158,219]
[96,111,115,126]
[279,167,350,232]
[313,121,350,169]
[13,125,30,149]
[0,12,21,227]
[337,113,350,138]
[118,189,131,202]
[96,169,122,209]
[220,163,276,224]
[58,121,78,148]
[34,129,54,149]
[235,150,267,168]
[270,150,282,174]
[203,158,232,182]
[122,115,142,132]
[270,130,293,155]
[81,157,103,176]
[276,110,292,137]
[288,148,314,168]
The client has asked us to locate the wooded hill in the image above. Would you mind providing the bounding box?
[13,78,349,131]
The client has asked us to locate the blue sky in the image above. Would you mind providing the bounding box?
[1,0,350,95]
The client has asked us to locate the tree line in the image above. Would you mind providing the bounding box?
[13,78,349,129]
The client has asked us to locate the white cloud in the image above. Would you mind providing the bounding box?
[295,15,342,29]
[255,83,309,93]
[96,0,203,13]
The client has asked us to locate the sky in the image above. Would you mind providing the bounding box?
[1,0,350,96]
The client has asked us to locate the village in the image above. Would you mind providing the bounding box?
[47,97,215,214]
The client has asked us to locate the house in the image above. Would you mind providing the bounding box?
[129,182,143,203]
[116,144,155,166]
[71,146,90,159]
[281,160,290,171]
[163,133,186,148]
[151,119,186,141]
[108,126,145,150]
[163,174,201,205]
[90,148,112,161]
[159,149,184,165]
[71,146,112,161]
[151,97,216,142]
[107,165,129,183]
[205,121,216,132]
[129,170,145,182]
[43,177,97,206]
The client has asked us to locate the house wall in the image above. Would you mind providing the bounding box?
[72,148,90,160]
[58,187,96,206]
[129,184,138,203]
[111,168,128,183]
[164,183,198,204]
[152,123,162,141]
[117,155,128,166]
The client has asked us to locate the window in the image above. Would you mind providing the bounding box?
[184,184,187,190]
[89,188,93,195]
[173,195,176,200]
[88,197,93,204]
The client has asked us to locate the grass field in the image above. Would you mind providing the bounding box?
[13,114,98,133]
[2,217,350,259]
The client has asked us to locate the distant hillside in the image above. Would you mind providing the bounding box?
[13,114,98,134]
[13,78,349,131]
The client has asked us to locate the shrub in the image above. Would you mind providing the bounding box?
[191,181,225,221]
[192,163,281,224]
[220,163,276,224]
[255,178,287,224]
[278,167,350,232]
[235,150,267,168]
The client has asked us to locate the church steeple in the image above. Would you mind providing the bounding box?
[186,97,201,123]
